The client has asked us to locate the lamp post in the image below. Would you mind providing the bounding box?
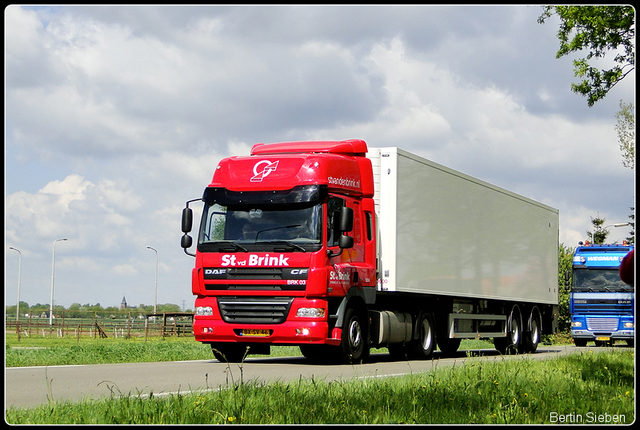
[147,246,158,315]
[50,238,68,325]
[9,247,22,323]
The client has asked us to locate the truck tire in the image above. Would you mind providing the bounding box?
[437,338,461,356]
[494,308,522,355]
[211,343,247,363]
[300,345,336,362]
[340,306,369,363]
[521,312,541,353]
[574,339,588,347]
[410,313,436,359]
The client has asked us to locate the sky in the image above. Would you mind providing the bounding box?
[4,5,635,311]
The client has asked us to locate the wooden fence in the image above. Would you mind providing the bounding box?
[5,311,194,340]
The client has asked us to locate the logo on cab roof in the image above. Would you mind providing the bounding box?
[251,160,279,182]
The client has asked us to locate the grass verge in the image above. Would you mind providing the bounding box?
[5,349,633,424]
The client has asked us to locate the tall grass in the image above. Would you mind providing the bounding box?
[6,349,634,424]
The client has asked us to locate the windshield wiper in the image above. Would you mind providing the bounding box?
[263,241,308,252]
[212,241,248,252]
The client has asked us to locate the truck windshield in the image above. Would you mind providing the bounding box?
[572,268,633,292]
[198,202,323,252]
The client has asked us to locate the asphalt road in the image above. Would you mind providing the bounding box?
[5,345,604,409]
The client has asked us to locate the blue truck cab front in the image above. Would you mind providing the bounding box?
[568,244,634,347]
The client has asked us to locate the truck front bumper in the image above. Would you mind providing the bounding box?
[571,315,634,341]
[193,296,341,346]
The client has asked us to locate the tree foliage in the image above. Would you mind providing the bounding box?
[615,100,635,169]
[557,243,575,333]
[586,213,609,245]
[538,5,635,107]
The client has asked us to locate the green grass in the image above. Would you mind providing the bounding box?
[6,349,634,424]
[5,334,498,367]
[4,334,301,367]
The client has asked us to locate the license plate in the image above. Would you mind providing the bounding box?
[596,336,611,341]
[241,329,270,337]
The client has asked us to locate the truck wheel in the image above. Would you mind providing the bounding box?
[340,306,369,363]
[573,339,588,347]
[410,313,436,359]
[211,343,247,363]
[300,345,336,362]
[521,313,541,353]
[437,338,461,356]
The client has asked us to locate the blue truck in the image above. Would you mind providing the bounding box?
[566,244,634,347]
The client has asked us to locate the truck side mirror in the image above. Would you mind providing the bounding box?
[338,234,354,249]
[182,207,193,233]
[328,207,354,258]
[564,270,571,291]
[339,206,353,233]
[181,234,193,249]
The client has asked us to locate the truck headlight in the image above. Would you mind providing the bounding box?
[196,306,213,316]
[623,322,634,328]
[296,308,325,318]
[571,321,582,328]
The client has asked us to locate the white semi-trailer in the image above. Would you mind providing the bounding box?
[367,147,558,358]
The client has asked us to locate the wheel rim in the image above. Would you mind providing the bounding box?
[348,318,362,349]
[421,319,433,351]
[510,319,520,345]
[531,320,539,345]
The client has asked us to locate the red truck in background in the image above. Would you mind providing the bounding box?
[181,139,558,363]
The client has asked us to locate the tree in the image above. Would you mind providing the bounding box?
[586,213,609,244]
[625,207,635,245]
[557,243,575,333]
[538,6,635,107]
[615,100,635,169]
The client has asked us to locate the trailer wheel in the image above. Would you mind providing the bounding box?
[340,306,369,363]
[410,313,436,359]
[494,308,522,355]
[521,312,541,353]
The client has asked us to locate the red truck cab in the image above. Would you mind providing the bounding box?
[181,139,377,362]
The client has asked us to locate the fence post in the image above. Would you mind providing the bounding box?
[127,312,131,339]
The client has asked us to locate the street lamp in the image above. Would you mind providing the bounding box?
[50,238,68,325]
[9,247,22,322]
[602,223,631,244]
[603,223,631,229]
[147,246,158,315]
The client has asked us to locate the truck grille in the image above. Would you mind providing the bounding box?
[586,317,619,331]
[573,299,633,314]
[218,297,294,324]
